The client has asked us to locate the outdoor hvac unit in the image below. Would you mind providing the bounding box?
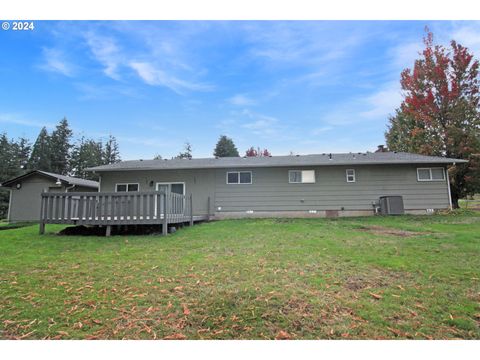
[378,196,404,215]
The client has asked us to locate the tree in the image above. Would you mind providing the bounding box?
[245,146,272,157]
[213,135,239,157]
[153,154,163,160]
[70,137,103,180]
[176,142,193,159]
[50,117,73,174]
[28,127,52,172]
[385,30,480,208]
[103,135,121,164]
[0,133,31,219]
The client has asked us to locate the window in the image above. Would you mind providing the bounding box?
[417,168,445,182]
[346,169,356,183]
[115,183,139,192]
[289,170,315,183]
[227,171,252,184]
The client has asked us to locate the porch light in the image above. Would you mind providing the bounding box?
[55,179,62,185]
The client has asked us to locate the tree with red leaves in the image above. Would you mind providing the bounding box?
[386,30,480,208]
[245,147,272,157]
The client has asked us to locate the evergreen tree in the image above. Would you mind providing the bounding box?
[176,142,193,159]
[70,137,104,180]
[213,135,239,157]
[50,117,73,174]
[28,127,52,171]
[103,135,121,164]
[0,133,31,219]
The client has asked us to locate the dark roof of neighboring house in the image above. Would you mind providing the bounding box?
[86,152,467,172]
[1,170,99,189]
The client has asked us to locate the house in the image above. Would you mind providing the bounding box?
[85,151,466,219]
[1,170,99,222]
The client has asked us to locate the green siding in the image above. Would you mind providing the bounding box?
[214,164,450,211]
[8,175,97,222]
[98,164,450,215]
[99,169,215,215]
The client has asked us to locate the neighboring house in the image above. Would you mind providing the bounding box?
[1,170,99,222]
[85,152,466,219]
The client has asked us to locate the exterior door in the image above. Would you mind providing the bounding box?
[155,183,185,216]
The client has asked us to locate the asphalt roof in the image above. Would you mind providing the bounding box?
[1,170,99,189]
[86,152,467,172]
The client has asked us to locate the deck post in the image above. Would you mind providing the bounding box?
[189,194,194,226]
[39,192,45,234]
[162,193,168,236]
[105,225,111,237]
[207,196,211,221]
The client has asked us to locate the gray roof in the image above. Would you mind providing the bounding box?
[1,170,99,189]
[86,152,467,172]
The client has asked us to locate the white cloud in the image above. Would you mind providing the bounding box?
[450,22,480,60]
[84,32,122,80]
[228,94,256,106]
[129,61,213,94]
[323,82,401,126]
[389,40,423,72]
[39,48,74,77]
[311,126,333,135]
[0,113,55,129]
[241,109,282,137]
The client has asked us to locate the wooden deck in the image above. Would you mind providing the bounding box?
[39,191,209,236]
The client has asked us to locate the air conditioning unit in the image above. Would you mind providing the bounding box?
[378,196,404,215]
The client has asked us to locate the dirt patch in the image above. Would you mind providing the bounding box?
[355,225,428,237]
[343,267,413,292]
[57,224,180,236]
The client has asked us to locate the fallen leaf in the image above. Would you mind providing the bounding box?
[183,304,190,316]
[164,333,186,340]
[275,330,291,340]
[73,322,83,329]
[369,292,382,300]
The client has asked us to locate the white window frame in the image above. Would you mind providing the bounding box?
[226,171,252,185]
[155,182,186,195]
[416,167,446,182]
[288,170,316,184]
[346,169,356,183]
[115,183,140,192]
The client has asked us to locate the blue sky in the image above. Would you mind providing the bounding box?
[1,21,479,159]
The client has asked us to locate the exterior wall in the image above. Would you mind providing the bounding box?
[7,175,98,222]
[97,163,450,218]
[8,174,63,222]
[98,169,216,216]
[213,164,450,214]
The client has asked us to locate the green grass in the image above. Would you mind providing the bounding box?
[1,213,479,339]
[459,194,480,209]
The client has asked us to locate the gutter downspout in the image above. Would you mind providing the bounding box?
[446,164,453,210]
[65,184,76,192]
[7,189,12,222]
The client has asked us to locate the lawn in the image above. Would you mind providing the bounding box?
[1,212,479,340]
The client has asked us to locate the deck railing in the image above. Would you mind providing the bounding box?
[39,191,194,235]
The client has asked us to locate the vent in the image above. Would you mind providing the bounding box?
[378,196,404,215]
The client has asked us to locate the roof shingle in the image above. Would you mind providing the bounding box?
[86,152,467,172]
